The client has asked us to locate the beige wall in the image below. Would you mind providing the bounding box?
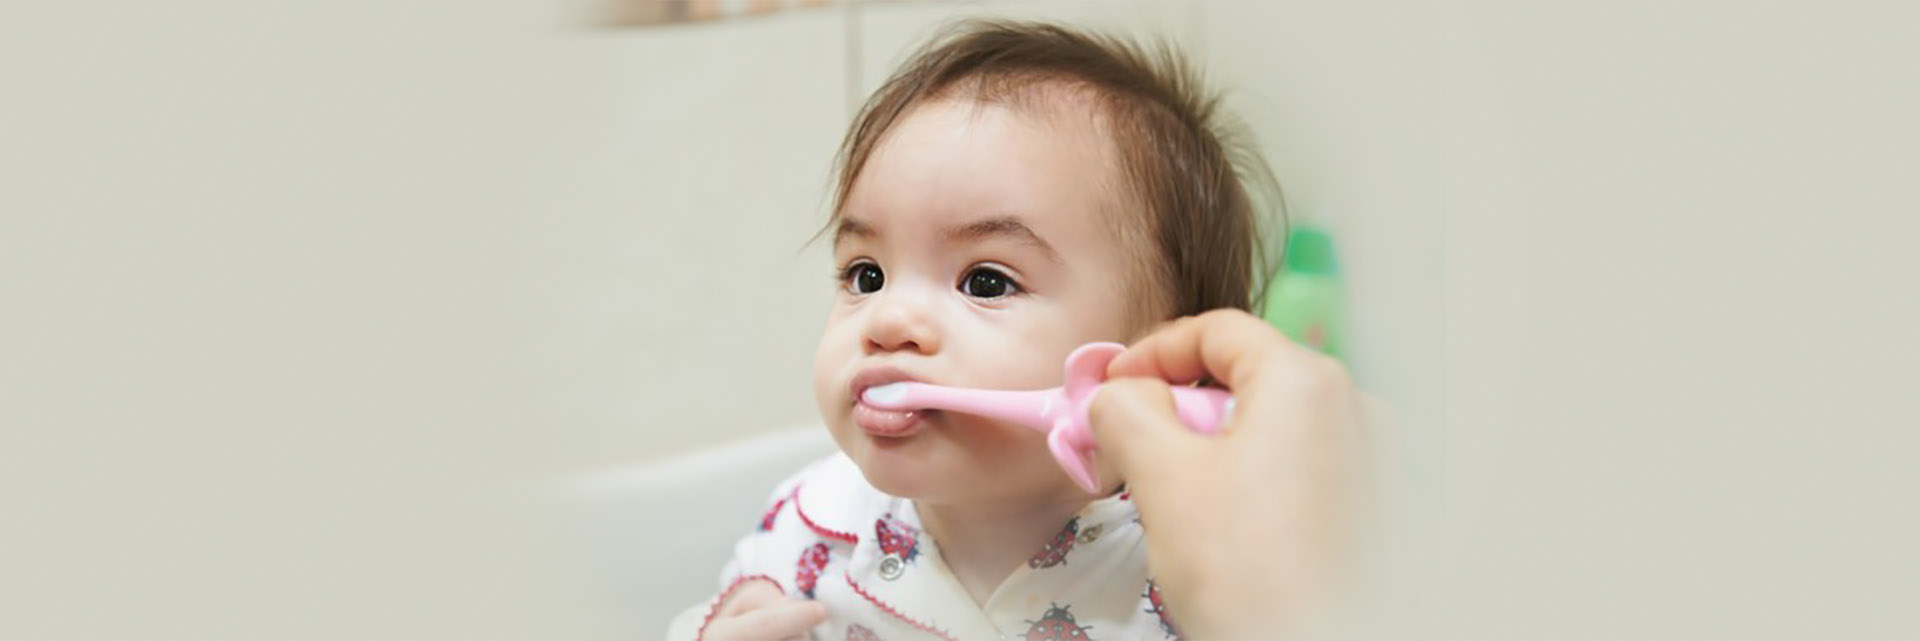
[1,2,851,638]
[2,1,1913,639]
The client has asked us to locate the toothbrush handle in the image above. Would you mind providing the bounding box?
[1169,386,1234,435]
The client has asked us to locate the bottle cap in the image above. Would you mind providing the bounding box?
[1282,226,1338,276]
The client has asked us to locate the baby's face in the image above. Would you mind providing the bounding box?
[814,97,1146,505]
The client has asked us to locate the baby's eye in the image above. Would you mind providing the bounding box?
[959,266,1020,299]
[841,261,884,294]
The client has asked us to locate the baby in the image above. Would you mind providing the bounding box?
[670,19,1271,641]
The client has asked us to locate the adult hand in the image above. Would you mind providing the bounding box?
[1091,309,1361,640]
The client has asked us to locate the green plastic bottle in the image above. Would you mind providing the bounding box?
[1261,225,1344,360]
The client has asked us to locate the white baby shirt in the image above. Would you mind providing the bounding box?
[666,453,1185,641]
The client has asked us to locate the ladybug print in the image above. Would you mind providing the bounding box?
[758,495,788,532]
[845,623,881,641]
[874,514,920,563]
[1143,578,1181,640]
[1027,516,1078,569]
[795,542,830,598]
[1024,603,1092,641]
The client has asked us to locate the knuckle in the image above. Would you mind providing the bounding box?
[1199,308,1241,321]
[1311,354,1349,381]
[1203,307,1261,330]
[1297,355,1352,396]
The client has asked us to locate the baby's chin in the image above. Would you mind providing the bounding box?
[830,422,952,497]
[826,426,977,499]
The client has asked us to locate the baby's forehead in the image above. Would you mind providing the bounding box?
[859,94,1145,234]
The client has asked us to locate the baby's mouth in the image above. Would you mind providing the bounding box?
[848,366,944,437]
[852,401,933,437]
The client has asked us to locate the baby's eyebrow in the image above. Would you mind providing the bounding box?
[946,215,1062,263]
[833,218,876,249]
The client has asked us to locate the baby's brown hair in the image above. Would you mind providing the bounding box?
[830,19,1280,322]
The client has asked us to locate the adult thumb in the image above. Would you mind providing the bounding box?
[1088,377,1205,488]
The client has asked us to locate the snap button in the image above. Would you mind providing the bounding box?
[1077,523,1103,545]
[878,554,905,580]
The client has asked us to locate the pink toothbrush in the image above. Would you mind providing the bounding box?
[859,342,1235,494]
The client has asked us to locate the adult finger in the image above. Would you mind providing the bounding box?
[1108,309,1295,390]
[1233,346,1355,453]
[1087,376,1205,491]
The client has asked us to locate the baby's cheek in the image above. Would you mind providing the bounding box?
[983,347,1075,387]
[963,337,1075,389]
[811,325,854,415]
[954,416,1051,461]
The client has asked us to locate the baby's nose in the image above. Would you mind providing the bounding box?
[862,297,940,355]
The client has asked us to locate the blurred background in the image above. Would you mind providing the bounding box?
[2,1,1914,639]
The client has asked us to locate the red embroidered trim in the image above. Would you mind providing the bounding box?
[844,572,959,641]
[695,574,785,641]
[759,493,790,531]
[794,483,858,544]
